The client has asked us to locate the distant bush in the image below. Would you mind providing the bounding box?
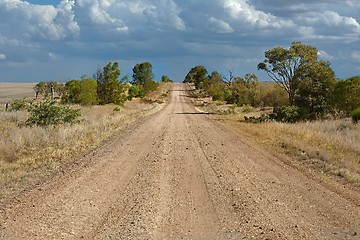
[271,105,301,123]
[8,98,31,112]
[127,85,145,100]
[143,79,159,94]
[161,75,173,83]
[260,85,288,108]
[351,107,360,123]
[212,91,225,101]
[26,101,81,127]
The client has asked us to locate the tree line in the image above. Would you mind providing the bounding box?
[33,61,172,106]
[184,42,360,122]
[5,61,172,127]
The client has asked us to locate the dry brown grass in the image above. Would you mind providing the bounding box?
[0,83,171,203]
[186,82,360,187]
[270,120,360,182]
[219,116,360,187]
[0,82,36,108]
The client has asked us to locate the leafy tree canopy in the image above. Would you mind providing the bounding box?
[183,65,208,89]
[258,42,318,104]
[332,76,360,116]
[295,61,336,119]
[33,81,65,99]
[161,75,173,83]
[97,61,126,105]
[132,62,158,94]
[132,62,154,86]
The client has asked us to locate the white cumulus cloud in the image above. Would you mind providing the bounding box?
[298,10,360,41]
[319,11,360,31]
[0,53,6,60]
[0,0,79,41]
[223,0,294,29]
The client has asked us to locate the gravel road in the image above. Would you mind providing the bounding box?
[1,83,360,239]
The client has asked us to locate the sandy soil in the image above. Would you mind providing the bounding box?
[1,83,359,239]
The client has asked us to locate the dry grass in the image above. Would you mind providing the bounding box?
[0,82,36,108]
[0,83,171,203]
[270,120,360,183]
[220,117,360,187]
[186,83,360,187]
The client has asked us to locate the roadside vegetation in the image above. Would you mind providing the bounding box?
[0,60,172,203]
[184,41,360,187]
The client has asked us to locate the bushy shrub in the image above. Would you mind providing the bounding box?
[212,91,225,101]
[127,85,145,100]
[26,101,81,127]
[271,105,301,123]
[8,98,31,112]
[260,85,288,108]
[351,107,360,123]
[143,79,159,94]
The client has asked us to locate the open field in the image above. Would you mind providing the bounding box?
[0,82,36,108]
[1,83,359,239]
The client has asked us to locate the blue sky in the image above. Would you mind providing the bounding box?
[27,0,61,5]
[0,0,359,83]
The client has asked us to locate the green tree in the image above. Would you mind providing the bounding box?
[132,62,158,94]
[161,75,173,83]
[132,62,154,86]
[258,42,318,104]
[33,82,47,99]
[53,82,66,97]
[97,61,125,105]
[294,61,336,119]
[33,81,64,99]
[332,76,360,116]
[206,71,226,100]
[222,74,260,107]
[79,78,98,105]
[225,77,246,105]
[62,80,81,104]
[183,65,208,89]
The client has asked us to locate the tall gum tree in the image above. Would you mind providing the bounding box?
[257,42,318,104]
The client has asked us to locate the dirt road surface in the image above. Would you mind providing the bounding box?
[1,83,360,239]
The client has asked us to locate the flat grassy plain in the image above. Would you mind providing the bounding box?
[0,82,36,108]
[0,82,171,203]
